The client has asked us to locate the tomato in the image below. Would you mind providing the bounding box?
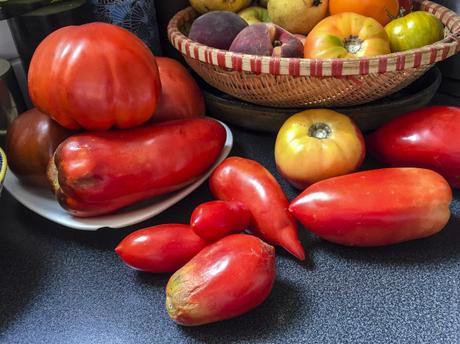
[329,0,399,26]
[209,157,305,260]
[275,109,365,189]
[152,57,205,123]
[289,168,452,247]
[115,224,208,273]
[48,118,226,217]
[366,106,460,188]
[190,200,251,241]
[385,11,444,52]
[28,22,162,131]
[6,108,75,187]
[304,13,391,58]
[166,234,275,326]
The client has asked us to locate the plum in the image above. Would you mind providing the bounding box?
[229,23,304,57]
[188,11,248,50]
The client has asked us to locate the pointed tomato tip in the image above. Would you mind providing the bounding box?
[114,244,122,255]
[283,241,305,261]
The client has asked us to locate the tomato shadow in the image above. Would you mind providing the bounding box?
[178,279,310,342]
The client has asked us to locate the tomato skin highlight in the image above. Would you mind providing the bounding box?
[289,168,452,247]
[384,11,444,52]
[366,106,460,188]
[28,22,162,131]
[166,234,276,326]
[304,12,391,59]
[209,157,305,260]
[115,224,208,273]
[48,118,226,217]
[190,200,251,241]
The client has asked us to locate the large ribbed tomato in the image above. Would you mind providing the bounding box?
[304,12,391,59]
[329,0,399,26]
[28,22,162,130]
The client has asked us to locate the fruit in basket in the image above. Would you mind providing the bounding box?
[166,234,275,326]
[398,0,413,16]
[115,224,208,273]
[289,168,452,247]
[189,0,252,14]
[229,23,304,57]
[188,11,248,50]
[209,157,305,260]
[28,22,161,131]
[152,57,205,123]
[274,109,365,189]
[366,106,460,188]
[47,118,226,217]
[304,12,391,58]
[238,6,271,25]
[329,0,399,26]
[384,11,444,52]
[6,108,75,188]
[268,0,328,35]
[190,201,251,241]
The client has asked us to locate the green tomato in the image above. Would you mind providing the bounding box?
[385,11,444,52]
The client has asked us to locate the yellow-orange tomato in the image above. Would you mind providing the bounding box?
[274,109,365,189]
[329,0,399,26]
[304,13,391,59]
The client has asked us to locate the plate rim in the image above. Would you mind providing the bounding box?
[3,120,233,231]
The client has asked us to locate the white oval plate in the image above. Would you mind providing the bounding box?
[4,121,233,231]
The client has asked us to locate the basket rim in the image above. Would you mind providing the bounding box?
[167,0,460,77]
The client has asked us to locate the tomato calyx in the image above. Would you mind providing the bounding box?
[308,122,332,139]
[274,40,282,47]
[344,35,363,54]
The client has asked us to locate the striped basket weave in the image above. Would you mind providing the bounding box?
[168,0,460,108]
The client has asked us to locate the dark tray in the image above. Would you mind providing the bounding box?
[202,66,442,133]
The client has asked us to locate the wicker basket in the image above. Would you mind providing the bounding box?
[168,0,460,108]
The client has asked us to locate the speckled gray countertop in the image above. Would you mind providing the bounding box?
[0,92,459,344]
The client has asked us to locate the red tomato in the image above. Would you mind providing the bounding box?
[152,57,205,123]
[48,118,226,217]
[289,168,452,247]
[115,224,208,273]
[28,22,162,130]
[366,106,460,188]
[209,157,305,260]
[190,200,251,241]
[166,234,276,325]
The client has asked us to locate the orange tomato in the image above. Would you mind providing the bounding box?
[304,12,391,59]
[329,0,399,26]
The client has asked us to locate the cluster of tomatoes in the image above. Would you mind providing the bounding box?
[304,0,445,58]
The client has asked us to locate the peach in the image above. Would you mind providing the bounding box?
[188,11,248,50]
[229,23,304,57]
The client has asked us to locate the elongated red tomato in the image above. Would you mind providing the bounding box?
[209,157,305,260]
[28,22,161,130]
[289,168,452,247]
[166,234,275,326]
[366,106,460,188]
[190,200,251,241]
[48,118,226,217]
[115,224,208,273]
